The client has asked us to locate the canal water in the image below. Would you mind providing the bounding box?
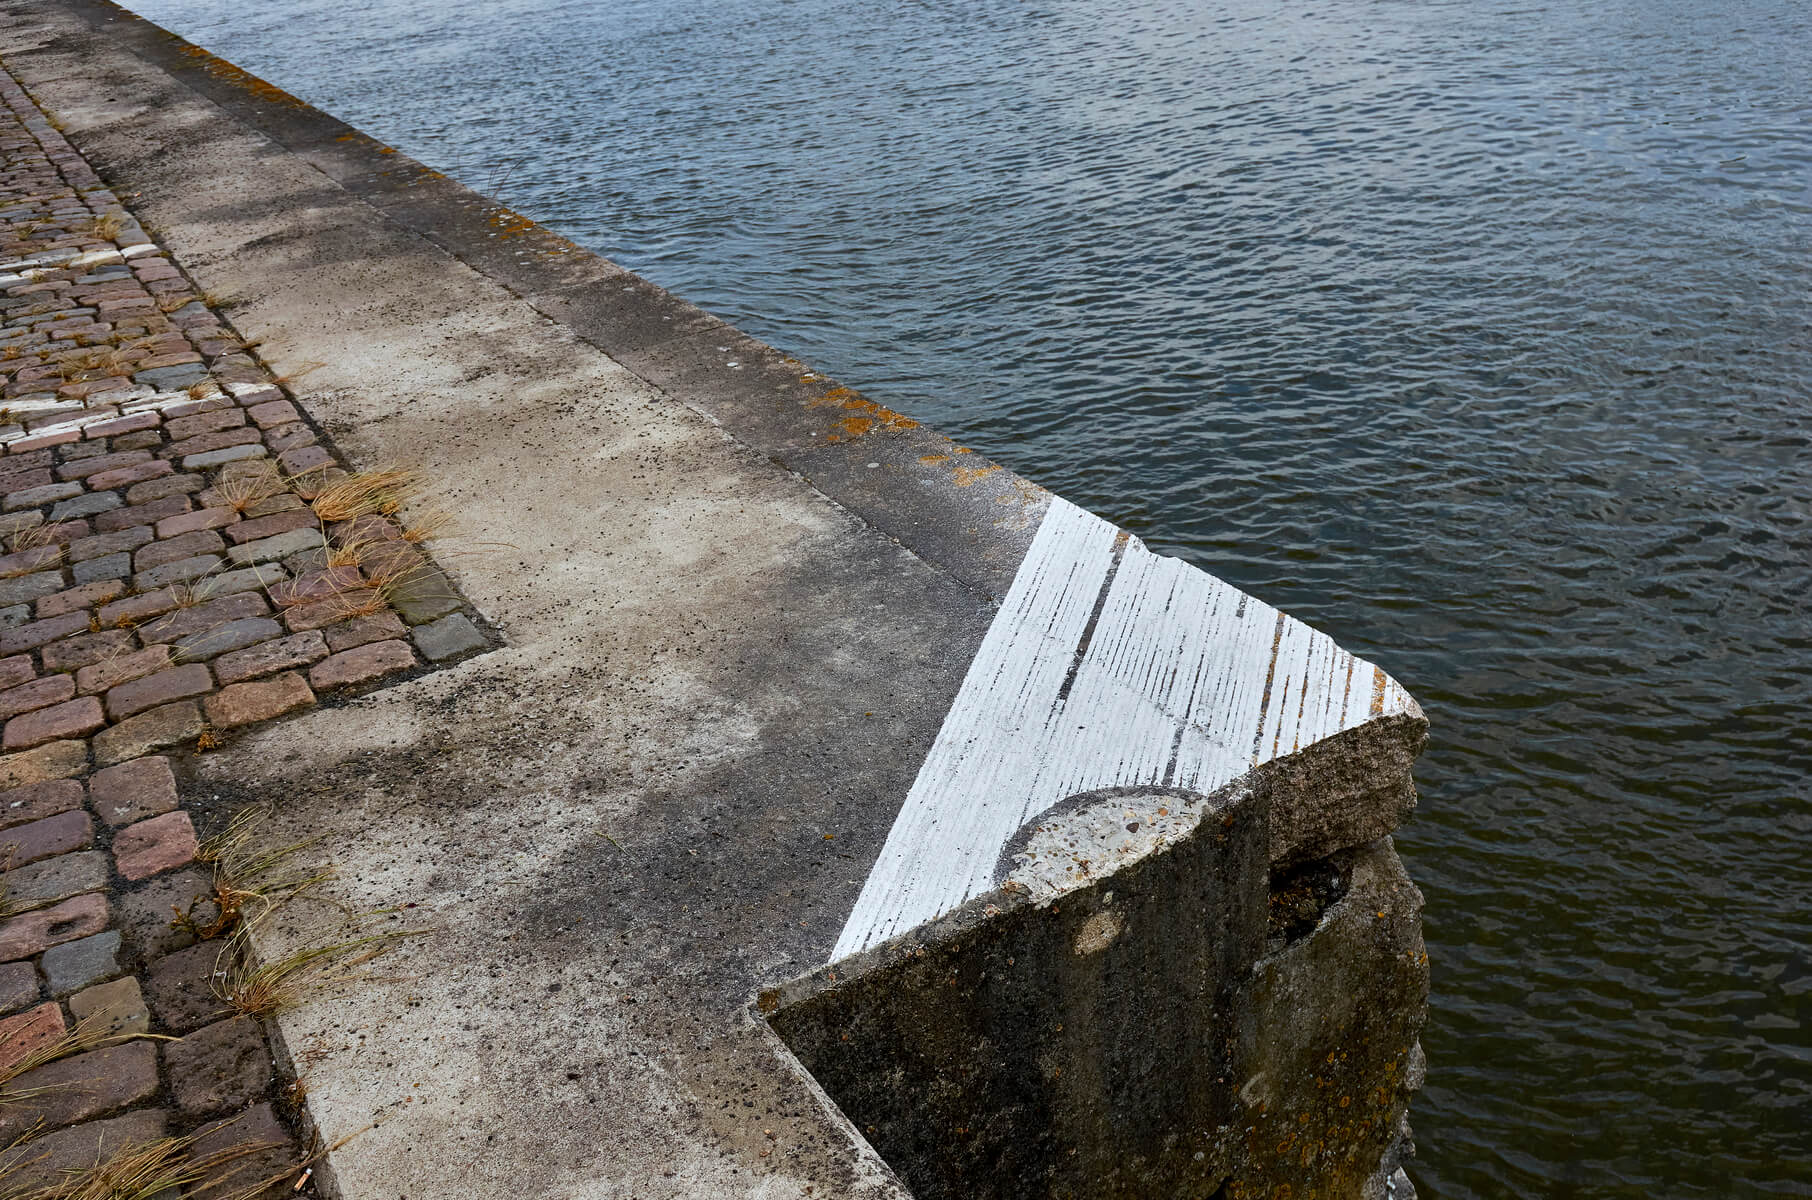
[122,0,1812,1194]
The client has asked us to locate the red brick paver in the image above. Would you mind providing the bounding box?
[308,639,416,691]
[203,671,314,728]
[104,664,212,721]
[0,893,109,961]
[0,43,486,1186]
[88,755,178,826]
[2,695,105,750]
[111,810,198,880]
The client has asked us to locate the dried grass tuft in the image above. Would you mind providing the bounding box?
[173,808,332,941]
[272,360,324,387]
[209,467,289,516]
[0,1124,290,1200]
[308,468,421,524]
[398,507,452,546]
[7,522,69,560]
[215,920,424,1019]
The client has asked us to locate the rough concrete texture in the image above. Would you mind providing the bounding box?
[770,781,1271,1199]
[1233,842,1428,1200]
[1260,711,1427,869]
[0,4,1431,1198]
[0,10,976,1192]
[768,783,1427,1200]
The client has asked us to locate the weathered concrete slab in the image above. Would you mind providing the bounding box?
[0,4,1429,1197]
[770,780,1274,1199]
[769,782,1428,1199]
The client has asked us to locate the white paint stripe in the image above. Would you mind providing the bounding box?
[833,497,1415,960]
[835,499,1118,955]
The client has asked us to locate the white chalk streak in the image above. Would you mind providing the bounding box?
[833,497,1413,960]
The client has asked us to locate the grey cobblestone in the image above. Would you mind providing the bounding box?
[41,928,121,995]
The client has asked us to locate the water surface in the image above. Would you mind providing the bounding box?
[121,0,1812,1194]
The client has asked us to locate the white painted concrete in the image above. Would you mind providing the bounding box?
[834,496,1414,959]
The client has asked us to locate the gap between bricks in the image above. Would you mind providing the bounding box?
[0,54,487,1200]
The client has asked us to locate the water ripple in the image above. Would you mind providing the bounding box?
[123,0,1812,1193]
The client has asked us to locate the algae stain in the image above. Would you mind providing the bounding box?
[952,464,1001,487]
[178,45,308,109]
[804,386,919,440]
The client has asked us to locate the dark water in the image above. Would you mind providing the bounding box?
[124,0,1812,1194]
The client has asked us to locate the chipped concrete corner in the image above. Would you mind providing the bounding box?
[0,1,1433,1197]
[768,759,1427,1200]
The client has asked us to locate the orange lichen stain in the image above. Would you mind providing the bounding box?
[334,133,356,142]
[805,386,860,410]
[487,208,538,239]
[919,454,950,464]
[996,475,1048,510]
[803,387,919,439]
[377,146,397,155]
[952,464,1001,487]
[178,45,308,109]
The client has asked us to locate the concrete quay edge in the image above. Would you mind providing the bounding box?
[0,4,1429,1197]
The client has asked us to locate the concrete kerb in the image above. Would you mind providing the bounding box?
[0,4,1432,1199]
[36,0,1052,602]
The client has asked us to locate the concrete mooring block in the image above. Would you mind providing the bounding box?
[765,775,1426,1200]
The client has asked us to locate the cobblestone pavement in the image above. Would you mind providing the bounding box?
[0,52,488,1198]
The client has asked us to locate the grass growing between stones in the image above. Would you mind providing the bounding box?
[7,521,69,558]
[0,1125,290,1200]
[214,922,425,1020]
[84,213,122,243]
[307,467,419,525]
[0,1015,165,1100]
[174,808,332,942]
[207,465,288,517]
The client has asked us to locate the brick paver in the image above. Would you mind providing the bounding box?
[0,44,490,1193]
[0,777,82,829]
[0,892,108,961]
[87,754,178,825]
[308,639,417,691]
[111,810,197,880]
[0,807,92,866]
[165,1016,271,1117]
[0,1040,159,1139]
[203,671,314,728]
[0,1001,64,1069]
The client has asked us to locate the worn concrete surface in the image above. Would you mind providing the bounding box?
[0,7,966,1195]
[769,780,1427,1200]
[770,780,1273,1200]
[0,4,1430,1197]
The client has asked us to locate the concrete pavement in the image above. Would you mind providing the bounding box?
[0,4,1430,1196]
